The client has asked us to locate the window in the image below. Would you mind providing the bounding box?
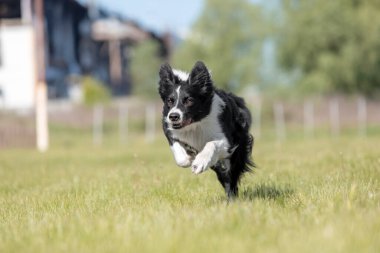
[0,0,21,19]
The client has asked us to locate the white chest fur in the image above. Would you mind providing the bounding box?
[170,94,229,153]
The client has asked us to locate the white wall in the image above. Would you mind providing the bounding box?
[0,25,35,110]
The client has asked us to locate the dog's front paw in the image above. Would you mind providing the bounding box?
[177,157,192,168]
[191,153,212,174]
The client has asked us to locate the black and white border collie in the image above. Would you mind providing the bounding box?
[158,61,254,200]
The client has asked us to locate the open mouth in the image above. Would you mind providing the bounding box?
[171,119,192,129]
[172,123,182,129]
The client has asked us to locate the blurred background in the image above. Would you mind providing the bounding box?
[0,0,379,150]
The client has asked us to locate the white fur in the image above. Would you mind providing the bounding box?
[170,142,192,167]
[169,94,231,174]
[166,86,183,125]
[173,69,189,81]
[192,140,229,174]
[173,69,212,82]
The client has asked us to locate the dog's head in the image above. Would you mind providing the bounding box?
[158,61,214,130]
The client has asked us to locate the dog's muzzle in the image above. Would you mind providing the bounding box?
[168,112,183,129]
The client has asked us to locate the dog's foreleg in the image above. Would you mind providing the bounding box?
[171,142,192,168]
[192,139,230,174]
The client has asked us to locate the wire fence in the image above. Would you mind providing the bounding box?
[0,96,379,148]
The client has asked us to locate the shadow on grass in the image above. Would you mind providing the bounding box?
[241,183,294,202]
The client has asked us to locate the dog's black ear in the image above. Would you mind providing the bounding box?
[159,63,174,83]
[158,63,174,101]
[189,61,212,92]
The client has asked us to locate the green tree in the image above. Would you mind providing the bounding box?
[278,0,380,96]
[130,40,162,98]
[82,76,110,106]
[172,0,265,92]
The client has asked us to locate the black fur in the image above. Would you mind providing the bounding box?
[158,61,254,200]
[212,89,255,199]
[159,62,214,129]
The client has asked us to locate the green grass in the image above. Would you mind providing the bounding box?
[0,129,379,253]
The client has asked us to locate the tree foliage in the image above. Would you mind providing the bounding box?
[82,76,110,106]
[172,0,265,92]
[130,40,162,98]
[278,0,380,96]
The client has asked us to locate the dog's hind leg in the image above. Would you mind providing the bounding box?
[211,159,237,201]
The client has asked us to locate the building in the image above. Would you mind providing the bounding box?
[0,0,35,109]
[0,0,170,110]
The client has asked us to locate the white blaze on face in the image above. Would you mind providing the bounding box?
[166,86,183,123]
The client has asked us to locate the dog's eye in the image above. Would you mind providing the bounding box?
[183,97,194,106]
[167,97,175,106]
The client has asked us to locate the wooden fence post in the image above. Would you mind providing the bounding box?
[119,104,128,144]
[253,99,262,139]
[304,101,315,138]
[357,97,367,137]
[145,104,156,142]
[329,99,340,138]
[93,104,103,145]
[274,103,286,142]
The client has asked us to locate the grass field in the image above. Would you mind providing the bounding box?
[0,129,379,253]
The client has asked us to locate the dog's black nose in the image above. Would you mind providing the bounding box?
[169,112,180,122]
